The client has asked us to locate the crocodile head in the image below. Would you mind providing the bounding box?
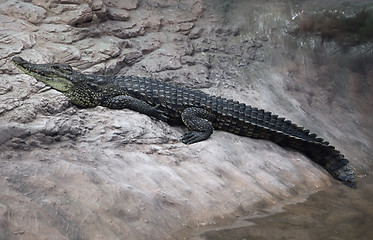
[12,57,102,107]
[12,56,83,92]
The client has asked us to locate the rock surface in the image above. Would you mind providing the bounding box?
[0,0,372,239]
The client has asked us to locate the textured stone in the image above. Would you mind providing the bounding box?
[176,22,194,32]
[97,20,145,39]
[121,48,143,65]
[69,36,123,69]
[91,0,105,11]
[107,7,130,21]
[0,1,46,24]
[191,0,205,17]
[143,0,178,8]
[137,36,161,54]
[0,31,36,58]
[139,11,163,30]
[42,43,81,63]
[141,49,182,72]
[103,0,139,10]
[49,4,94,26]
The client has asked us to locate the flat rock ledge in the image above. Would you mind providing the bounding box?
[0,1,371,239]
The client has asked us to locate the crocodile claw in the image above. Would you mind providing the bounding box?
[151,104,168,121]
[181,131,209,144]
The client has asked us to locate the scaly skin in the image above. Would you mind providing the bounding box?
[12,56,356,188]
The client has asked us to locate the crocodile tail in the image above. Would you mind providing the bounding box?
[267,114,357,188]
[223,104,356,187]
[247,110,357,188]
[301,140,357,188]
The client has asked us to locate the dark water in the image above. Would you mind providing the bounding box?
[191,171,373,240]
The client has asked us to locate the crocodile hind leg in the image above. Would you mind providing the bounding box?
[181,107,215,144]
[101,95,168,121]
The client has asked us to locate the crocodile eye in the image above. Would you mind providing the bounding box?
[87,81,100,91]
[62,65,73,73]
[51,64,73,74]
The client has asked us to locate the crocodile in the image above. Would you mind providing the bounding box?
[12,56,356,188]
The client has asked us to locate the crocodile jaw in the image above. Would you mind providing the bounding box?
[12,57,75,92]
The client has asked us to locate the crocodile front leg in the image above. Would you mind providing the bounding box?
[101,95,168,121]
[181,107,215,144]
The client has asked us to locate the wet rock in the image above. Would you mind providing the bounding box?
[290,2,373,46]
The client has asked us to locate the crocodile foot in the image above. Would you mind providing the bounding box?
[181,131,211,144]
[150,104,169,121]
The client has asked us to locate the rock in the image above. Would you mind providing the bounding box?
[107,7,130,21]
[138,10,163,30]
[103,0,139,10]
[69,36,123,69]
[137,36,161,54]
[141,49,182,72]
[0,0,47,24]
[38,23,90,44]
[42,43,81,63]
[52,4,94,26]
[91,0,105,11]
[34,1,107,25]
[189,27,204,39]
[191,0,205,17]
[143,0,177,8]
[0,31,36,59]
[97,20,145,39]
[121,48,143,65]
[176,22,194,32]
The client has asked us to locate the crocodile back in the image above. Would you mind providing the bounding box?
[111,75,212,122]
